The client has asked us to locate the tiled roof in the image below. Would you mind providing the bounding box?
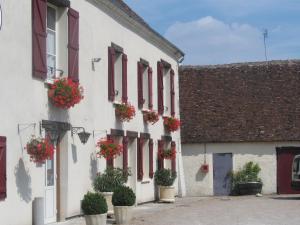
[179,60,300,143]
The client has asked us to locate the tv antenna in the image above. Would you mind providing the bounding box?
[263,29,268,61]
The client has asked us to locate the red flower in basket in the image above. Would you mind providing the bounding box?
[115,102,136,122]
[96,138,123,160]
[48,78,84,109]
[163,116,180,132]
[143,110,159,124]
[26,137,54,163]
[158,148,176,160]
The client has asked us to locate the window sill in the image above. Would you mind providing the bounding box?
[141,179,151,184]
[44,78,55,85]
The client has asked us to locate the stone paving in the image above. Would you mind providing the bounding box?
[58,195,300,225]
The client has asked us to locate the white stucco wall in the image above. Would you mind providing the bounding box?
[0,0,183,224]
[182,142,300,196]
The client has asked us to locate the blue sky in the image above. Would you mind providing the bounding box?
[124,0,300,65]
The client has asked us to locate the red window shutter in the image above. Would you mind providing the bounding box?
[170,69,175,116]
[122,136,128,171]
[148,67,153,110]
[108,47,115,101]
[122,54,128,103]
[157,62,164,115]
[157,140,164,170]
[137,138,144,181]
[106,134,114,168]
[171,141,176,173]
[68,8,79,82]
[149,139,154,178]
[32,0,47,79]
[137,62,144,108]
[0,136,6,200]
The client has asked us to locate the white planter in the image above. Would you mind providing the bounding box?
[85,213,107,225]
[114,206,134,225]
[159,186,175,203]
[101,192,113,215]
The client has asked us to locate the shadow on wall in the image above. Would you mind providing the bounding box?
[71,144,78,163]
[196,167,206,182]
[90,153,98,182]
[15,158,32,203]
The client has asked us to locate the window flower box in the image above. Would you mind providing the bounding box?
[163,116,180,132]
[114,102,136,122]
[25,136,54,164]
[142,110,159,125]
[96,138,123,160]
[158,148,176,160]
[48,78,84,109]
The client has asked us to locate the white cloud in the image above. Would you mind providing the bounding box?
[165,16,266,65]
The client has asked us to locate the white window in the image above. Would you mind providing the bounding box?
[142,139,149,180]
[142,66,149,109]
[114,52,123,102]
[163,68,171,115]
[47,5,57,79]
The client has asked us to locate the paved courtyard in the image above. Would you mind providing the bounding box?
[59,195,300,225]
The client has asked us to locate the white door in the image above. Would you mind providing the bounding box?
[44,148,57,224]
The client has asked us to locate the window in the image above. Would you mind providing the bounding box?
[163,67,171,115]
[138,60,153,110]
[46,5,57,79]
[108,44,128,103]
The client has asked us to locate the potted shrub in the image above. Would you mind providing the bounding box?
[25,136,54,164]
[48,78,84,109]
[231,161,263,195]
[163,116,180,132]
[154,169,177,203]
[96,138,123,160]
[114,102,136,122]
[81,192,108,225]
[112,186,136,225]
[143,110,159,124]
[93,168,130,215]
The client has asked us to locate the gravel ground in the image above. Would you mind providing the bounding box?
[58,195,300,225]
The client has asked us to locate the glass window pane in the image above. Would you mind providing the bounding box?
[47,55,56,78]
[47,31,56,55]
[46,159,54,186]
[47,7,56,30]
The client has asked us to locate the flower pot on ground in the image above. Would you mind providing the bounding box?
[114,102,136,122]
[48,78,84,109]
[93,168,131,215]
[142,110,159,124]
[230,161,263,195]
[81,192,108,225]
[96,138,123,160]
[163,116,180,132]
[25,136,54,164]
[154,169,177,203]
[112,186,136,225]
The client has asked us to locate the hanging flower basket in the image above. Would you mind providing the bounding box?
[48,78,84,109]
[158,148,176,160]
[115,102,136,122]
[96,138,123,160]
[143,110,159,124]
[163,116,180,132]
[25,137,54,163]
[200,164,209,173]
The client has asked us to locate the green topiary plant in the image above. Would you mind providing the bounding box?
[154,169,177,186]
[112,186,136,206]
[93,167,131,192]
[81,192,108,215]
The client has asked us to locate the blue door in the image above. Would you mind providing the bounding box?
[213,153,233,196]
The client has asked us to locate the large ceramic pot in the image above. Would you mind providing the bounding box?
[101,192,113,215]
[237,182,263,195]
[159,186,175,203]
[114,206,134,225]
[85,213,107,225]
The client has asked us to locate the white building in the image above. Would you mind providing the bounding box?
[179,61,300,196]
[0,0,185,224]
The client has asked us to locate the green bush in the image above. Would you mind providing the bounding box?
[154,169,177,186]
[231,161,262,192]
[93,167,131,192]
[81,192,108,215]
[112,186,136,206]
